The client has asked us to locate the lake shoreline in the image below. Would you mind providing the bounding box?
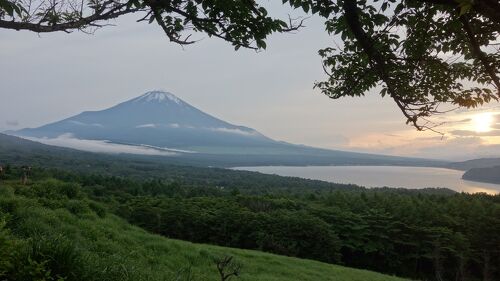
[233,165,500,194]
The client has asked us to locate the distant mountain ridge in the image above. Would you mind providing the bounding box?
[462,166,500,184]
[14,91,274,150]
[9,90,446,167]
[447,158,500,185]
[448,158,500,171]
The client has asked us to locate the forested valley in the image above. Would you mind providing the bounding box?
[1,165,498,281]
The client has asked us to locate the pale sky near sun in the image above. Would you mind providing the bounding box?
[1,3,499,161]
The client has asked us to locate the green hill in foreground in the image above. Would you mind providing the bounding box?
[0,180,406,281]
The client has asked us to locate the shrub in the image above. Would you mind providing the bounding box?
[88,202,106,218]
[0,197,19,214]
[27,180,83,200]
[64,200,91,216]
[21,235,86,281]
[0,215,19,279]
[0,186,14,198]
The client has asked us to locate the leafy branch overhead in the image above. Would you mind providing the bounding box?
[1,0,499,130]
[284,0,500,131]
[0,0,302,50]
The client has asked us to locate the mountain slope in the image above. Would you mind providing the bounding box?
[14,91,275,150]
[10,90,446,166]
[448,158,500,171]
[462,166,500,184]
[0,133,364,190]
[447,158,500,184]
[0,179,408,281]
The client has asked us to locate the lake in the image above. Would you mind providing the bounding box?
[233,166,500,194]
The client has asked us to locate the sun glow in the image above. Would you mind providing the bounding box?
[472,112,494,133]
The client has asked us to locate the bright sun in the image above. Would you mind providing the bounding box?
[472,112,494,133]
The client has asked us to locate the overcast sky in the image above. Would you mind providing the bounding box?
[1,3,499,161]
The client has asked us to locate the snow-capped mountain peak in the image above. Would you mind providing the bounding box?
[13,90,276,152]
[134,90,182,104]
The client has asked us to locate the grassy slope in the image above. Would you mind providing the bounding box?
[1,181,407,281]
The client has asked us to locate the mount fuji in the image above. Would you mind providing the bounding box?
[14,91,277,151]
[10,90,443,166]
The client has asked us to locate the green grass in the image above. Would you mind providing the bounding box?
[0,181,408,281]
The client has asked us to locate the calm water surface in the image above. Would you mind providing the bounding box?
[234,166,500,194]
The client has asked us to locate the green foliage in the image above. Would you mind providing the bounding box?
[88,201,106,218]
[4,164,497,280]
[0,0,292,51]
[1,1,499,126]
[18,258,56,281]
[81,172,499,281]
[1,157,498,281]
[0,214,18,278]
[0,0,23,17]
[0,180,407,281]
[27,179,83,200]
[24,235,84,281]
[283,0,500,129]
[0,213,72,281]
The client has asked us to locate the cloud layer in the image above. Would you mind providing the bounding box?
[23,134,177,156]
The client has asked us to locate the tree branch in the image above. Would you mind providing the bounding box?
[416,0,500,26]
[343,0,420,129]
[0,3,138,33]
[460,15,500,96]
[152,8,195,45]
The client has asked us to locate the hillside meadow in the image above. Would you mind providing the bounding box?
[0,179,407,281]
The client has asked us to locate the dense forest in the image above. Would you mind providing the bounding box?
[1,166,498,281]
[0,174,406,281]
